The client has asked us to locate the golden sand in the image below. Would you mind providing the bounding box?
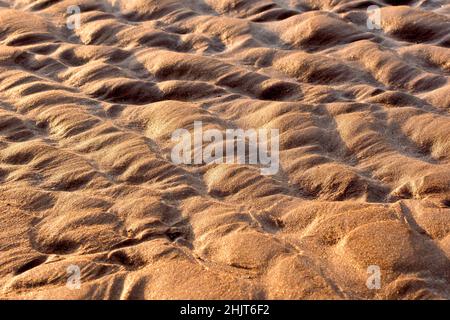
[0,0,449,299]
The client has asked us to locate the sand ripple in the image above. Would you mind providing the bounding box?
[0,0,449,299]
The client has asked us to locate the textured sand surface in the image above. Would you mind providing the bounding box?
[0,0,449,299]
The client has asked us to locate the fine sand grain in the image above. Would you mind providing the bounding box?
[0,0,449,299]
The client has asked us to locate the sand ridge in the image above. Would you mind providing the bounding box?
[0,0,449,299]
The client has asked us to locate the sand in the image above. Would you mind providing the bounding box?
[0,0,449,300]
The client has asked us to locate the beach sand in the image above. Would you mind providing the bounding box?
[0,0,449,299]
